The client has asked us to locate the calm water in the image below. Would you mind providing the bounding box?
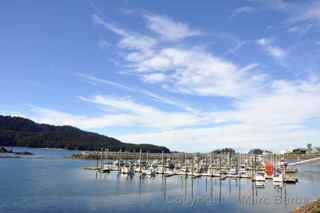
[1,148,320,213]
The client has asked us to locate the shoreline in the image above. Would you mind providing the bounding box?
[292,199,320,213]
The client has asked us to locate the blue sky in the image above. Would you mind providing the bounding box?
[1,0,320,152]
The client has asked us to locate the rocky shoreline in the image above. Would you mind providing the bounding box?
[292,199,320,213]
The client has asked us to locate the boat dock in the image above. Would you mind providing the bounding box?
[81,149,304,186]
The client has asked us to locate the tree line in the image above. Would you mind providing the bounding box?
[0,115,170,153]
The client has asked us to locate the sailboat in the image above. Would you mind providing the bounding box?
[255,171,266,181]
[227,168,240,178]
[142,168,156,177]
[255,171,266,187]
[120,165,134,176]
[273,169,283,183]
[164,170,176,177]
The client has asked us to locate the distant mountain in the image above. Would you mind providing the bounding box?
[0,115,170,153]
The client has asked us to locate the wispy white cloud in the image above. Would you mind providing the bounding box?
[93,14,157,51]
[93,13,265,98]
[29,78,320,151]
[127,46,265,98]
[120,121,320,152]
[76,73,131,90]
[120,79,320,151]
[119,35,157,50]
[144,14,203,41]
[257,38,287,60]
[31,106,137,129]
[77,73,196,113]
[224,41,247,55]
[93,14,128,36]
[87,11,320,151]
[142,73,167,83]
[288,23,314,35]
[217,80,320,127]
[31,96,214,130]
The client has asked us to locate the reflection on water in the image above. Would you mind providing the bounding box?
[0,148,319,213]
[93,171,315,213]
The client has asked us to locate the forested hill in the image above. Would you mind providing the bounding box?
[0,115,170,153]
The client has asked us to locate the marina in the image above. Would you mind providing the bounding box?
[1,147,320,213]
[81,149,305,187]
[2,0,320,212]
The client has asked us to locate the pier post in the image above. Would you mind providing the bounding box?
[184,152,187,176]
[139,149,142,173]
[96,150,99,169]
[118,149,121,171]
[283,153,286,182]
[161,151,164,174]
[100,148,104,170]
[251,155,254,179]
[210,152,213,176]
[254,154,256,179]
[192,155,194,176]
[106,148,109,169]
[219,154,222,175]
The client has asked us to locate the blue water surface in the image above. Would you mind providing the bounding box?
[0,148,319,213]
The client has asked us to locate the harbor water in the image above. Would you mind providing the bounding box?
[0,147,320,213]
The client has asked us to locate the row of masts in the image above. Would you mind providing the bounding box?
[84,149,297,184]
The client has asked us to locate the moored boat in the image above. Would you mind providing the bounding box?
[273,172,283,183]
[255,171,266,182]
